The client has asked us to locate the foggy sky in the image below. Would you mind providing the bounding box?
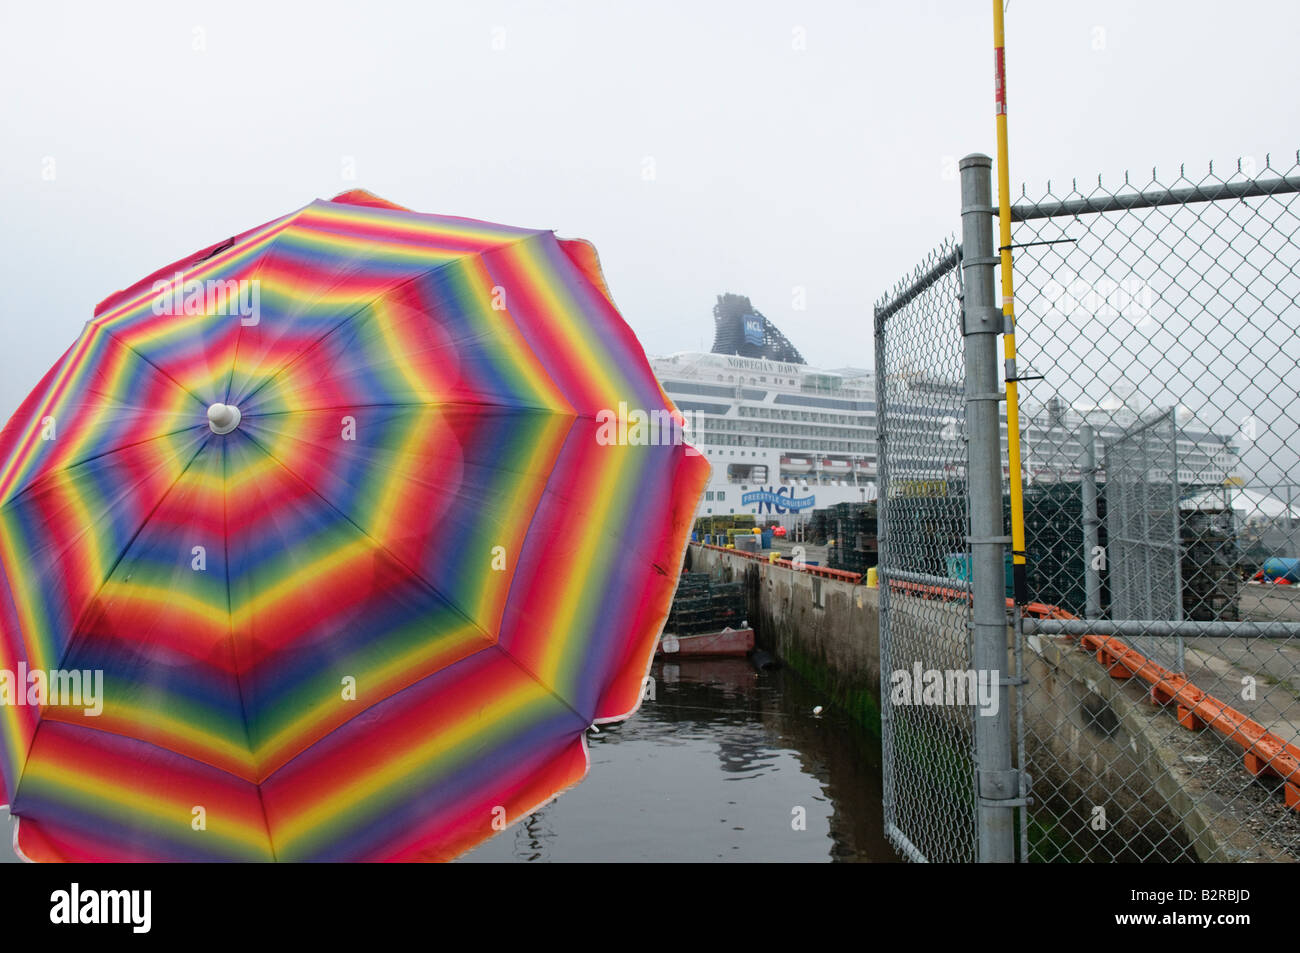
[2,0,1298,424]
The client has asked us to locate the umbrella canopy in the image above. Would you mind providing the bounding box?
[0,191,708,861]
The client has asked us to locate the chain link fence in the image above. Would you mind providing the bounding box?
[873,152,1300,863]
[873,238,979,862]
[1010,153,1300,861]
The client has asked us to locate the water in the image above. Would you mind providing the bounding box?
[462,657,895,862]
[1,659,895,863]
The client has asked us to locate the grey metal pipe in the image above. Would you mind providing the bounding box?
[871,300,898,845]
[1009,174,1300,222]
[877,568,972,592]
[1170,413,1184,632]
[960,154,1016,864]
[1080,424,1102,619]
[874,247,963,323]
[1023,618,1300,639]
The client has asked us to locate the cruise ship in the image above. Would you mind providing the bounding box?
[650,294,1241,526]
[650,294,878,523]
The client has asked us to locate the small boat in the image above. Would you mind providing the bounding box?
[657,626,755,658]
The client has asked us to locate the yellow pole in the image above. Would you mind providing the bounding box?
[993,0,1029,604]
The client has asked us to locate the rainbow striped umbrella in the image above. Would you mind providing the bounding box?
[0,191,708,861]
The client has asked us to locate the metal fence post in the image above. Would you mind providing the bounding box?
[1081,423,1102,619]
[959,153,1016,862]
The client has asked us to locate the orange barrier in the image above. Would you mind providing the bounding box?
[1082,632,1300,811]
[1017,599,1300,813]
[888,579,969,602]
[697,543,863,584]
[875,577,1061,620]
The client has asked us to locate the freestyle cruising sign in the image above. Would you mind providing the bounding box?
[743,486,815,513]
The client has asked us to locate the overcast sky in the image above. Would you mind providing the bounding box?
[2,0,1298,423]
[2,0,1299,865]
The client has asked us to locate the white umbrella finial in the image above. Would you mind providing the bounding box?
[207,403,241,435]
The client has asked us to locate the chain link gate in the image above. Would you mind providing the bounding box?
[1010,153,1300,861]
[873,238,980,862]
[1105,407,1185,673]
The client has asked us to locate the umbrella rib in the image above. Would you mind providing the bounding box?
[235,428,497,649]
[221,204,317,406]
[243,407,571,506]
[484,412,598,729]
[0,424,208,513]
[491,642,592,735]
[232,260,461,410]
[233,230,545,412]
[98,326,210,411]
[235,404,623,731]
[233,430,594,769]
[0,325,211,510]
[220,435,279,861]
[245,399,576,417]
[10,433,214,803]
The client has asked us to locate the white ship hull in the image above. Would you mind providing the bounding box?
[651,351,880,528]
[650,332,1240,535]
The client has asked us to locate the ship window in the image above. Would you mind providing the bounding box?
[728,464,767,484]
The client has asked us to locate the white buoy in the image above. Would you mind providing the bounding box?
[813,705,824,715]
